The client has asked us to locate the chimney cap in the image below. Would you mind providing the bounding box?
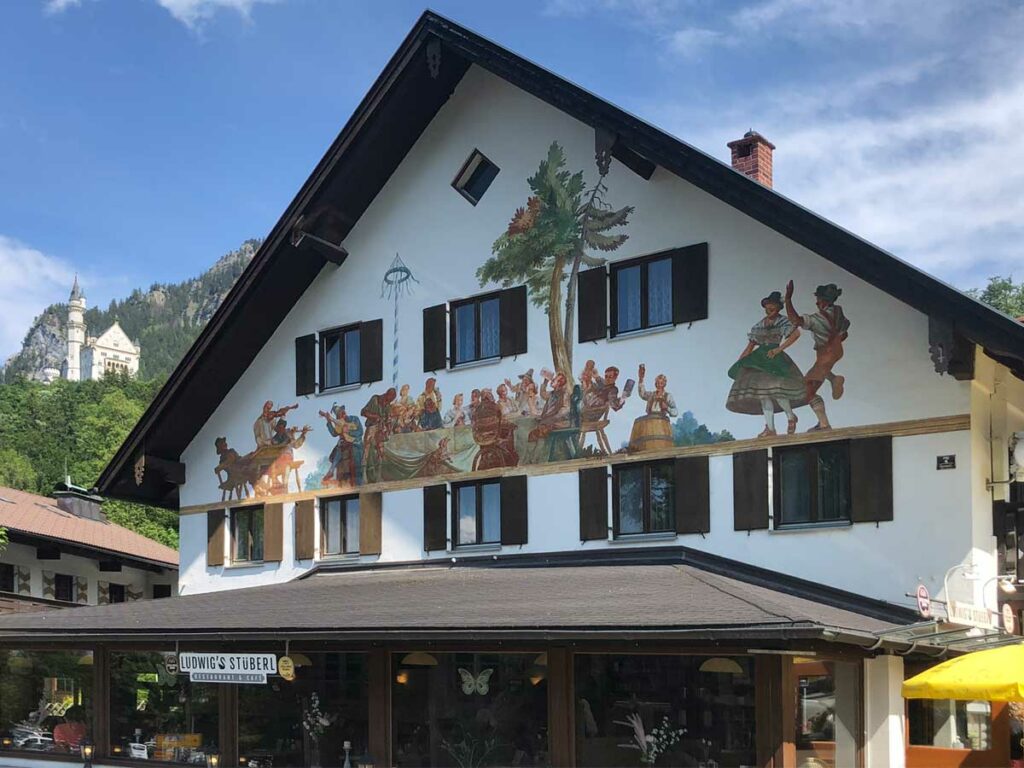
[727,130,775,151]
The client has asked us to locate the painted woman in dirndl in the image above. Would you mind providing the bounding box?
[726,291,807,437]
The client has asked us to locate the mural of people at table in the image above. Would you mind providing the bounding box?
[417,377,443,430]
[362,387,397,483]
[579,363,632,454]
[391,383,418,434]
[726,290,808,437]
[785,280,850,432]
[223,141,734,502]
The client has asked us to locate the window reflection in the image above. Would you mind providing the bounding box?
[237,652,368,768]
[575,654,756,767]
[0,650,93,756]
[110,652,217,763]
[392,652,548,767]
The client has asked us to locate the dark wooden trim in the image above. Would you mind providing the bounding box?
[422,303,448,372]
[779,656,796,768]
[368,648,390,766]
[547,647,573,767]
[219,683,239,768]
[755,655,781,768]
[294,498,316,560]
[359,491,383,556]
[93,644,110,758]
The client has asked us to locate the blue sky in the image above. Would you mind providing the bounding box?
[1,0,1022,359]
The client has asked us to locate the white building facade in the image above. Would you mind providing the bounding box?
[2,14,1021,768]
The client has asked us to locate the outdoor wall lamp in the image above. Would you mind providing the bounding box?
[206,753,220,767]
[942,562,978,612]
[80,740,94,768]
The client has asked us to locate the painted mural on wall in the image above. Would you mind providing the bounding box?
[726,281,850,437]
[212,141,736,500]
[214,401,311,501]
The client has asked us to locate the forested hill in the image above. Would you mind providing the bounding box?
[0,238,262,548]
[3,239,261,381]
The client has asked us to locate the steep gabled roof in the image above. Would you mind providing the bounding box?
[98,10,1024,508]
[0,486,178,568]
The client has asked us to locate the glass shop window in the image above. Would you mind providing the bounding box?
[611,254,673,335]
[0,649,93,755]
[392,651,548,767]
[453,480,501,547]
[451,293,500,366]
[238,652,368,768]
[793,658,860,768]
[321,496,361,556]
[908,699,991,750]
[233,506,265,563]
[613,461,674,536]
[774,441,851,527]
[109,651,218,763]
[574,653,756,767]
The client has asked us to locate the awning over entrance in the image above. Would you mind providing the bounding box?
[0,557,924,648]
[903,642,1024,701]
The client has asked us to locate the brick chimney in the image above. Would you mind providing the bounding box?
[727,130,775,187]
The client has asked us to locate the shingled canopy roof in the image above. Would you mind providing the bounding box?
[97,11,1024,508]
[0,558,917,648]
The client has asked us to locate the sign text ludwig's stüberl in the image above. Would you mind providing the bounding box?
[178,653,278,684]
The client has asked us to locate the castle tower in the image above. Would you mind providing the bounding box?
[66,275,86,382]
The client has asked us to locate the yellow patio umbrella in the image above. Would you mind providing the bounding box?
[902,642,1024,701]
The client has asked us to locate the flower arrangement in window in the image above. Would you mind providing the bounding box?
[301,693,336,767]
[616,712,686,766]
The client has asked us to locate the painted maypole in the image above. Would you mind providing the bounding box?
[381,253,418,385]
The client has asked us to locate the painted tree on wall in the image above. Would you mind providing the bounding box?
[478,141,633,378]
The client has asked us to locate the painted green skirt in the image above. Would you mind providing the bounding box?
[726,345,808,415]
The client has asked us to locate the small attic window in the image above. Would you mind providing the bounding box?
[452,149,499,205]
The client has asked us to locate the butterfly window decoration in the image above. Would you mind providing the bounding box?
[458,667,494,695]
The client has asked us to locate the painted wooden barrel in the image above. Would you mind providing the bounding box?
[628,414,674,453]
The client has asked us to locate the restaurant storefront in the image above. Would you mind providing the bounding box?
[0,560,1011,768]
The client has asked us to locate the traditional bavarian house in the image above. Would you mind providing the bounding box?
[1,11,1022,768]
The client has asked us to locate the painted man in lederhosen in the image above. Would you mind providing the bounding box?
[784,281,850,432]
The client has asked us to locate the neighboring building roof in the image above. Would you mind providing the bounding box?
[0,486,178,568]
[0,557,915,647]
[96,11,1024,508]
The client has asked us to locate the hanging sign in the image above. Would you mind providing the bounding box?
[163,653,179,676]
[278,655,296,682]
[178,653,277,684]
[947,600,998,630]
[1003,603,1017,635]
[916,584,931,618]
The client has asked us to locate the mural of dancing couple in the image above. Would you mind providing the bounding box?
[727,280,850,437]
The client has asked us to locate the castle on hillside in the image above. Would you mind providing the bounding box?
[42,277,141,382]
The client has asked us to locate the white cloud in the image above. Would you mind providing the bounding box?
[41,0,278,29]
[155,0,278,29]
[43,0,81,14]
[0,236,76,362]
[668,27,731,56]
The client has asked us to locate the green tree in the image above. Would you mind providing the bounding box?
[969,275,1024,318]
[0,448,38,490]
[478,142,633,377]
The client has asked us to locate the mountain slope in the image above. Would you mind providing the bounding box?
[4,239,261,381]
